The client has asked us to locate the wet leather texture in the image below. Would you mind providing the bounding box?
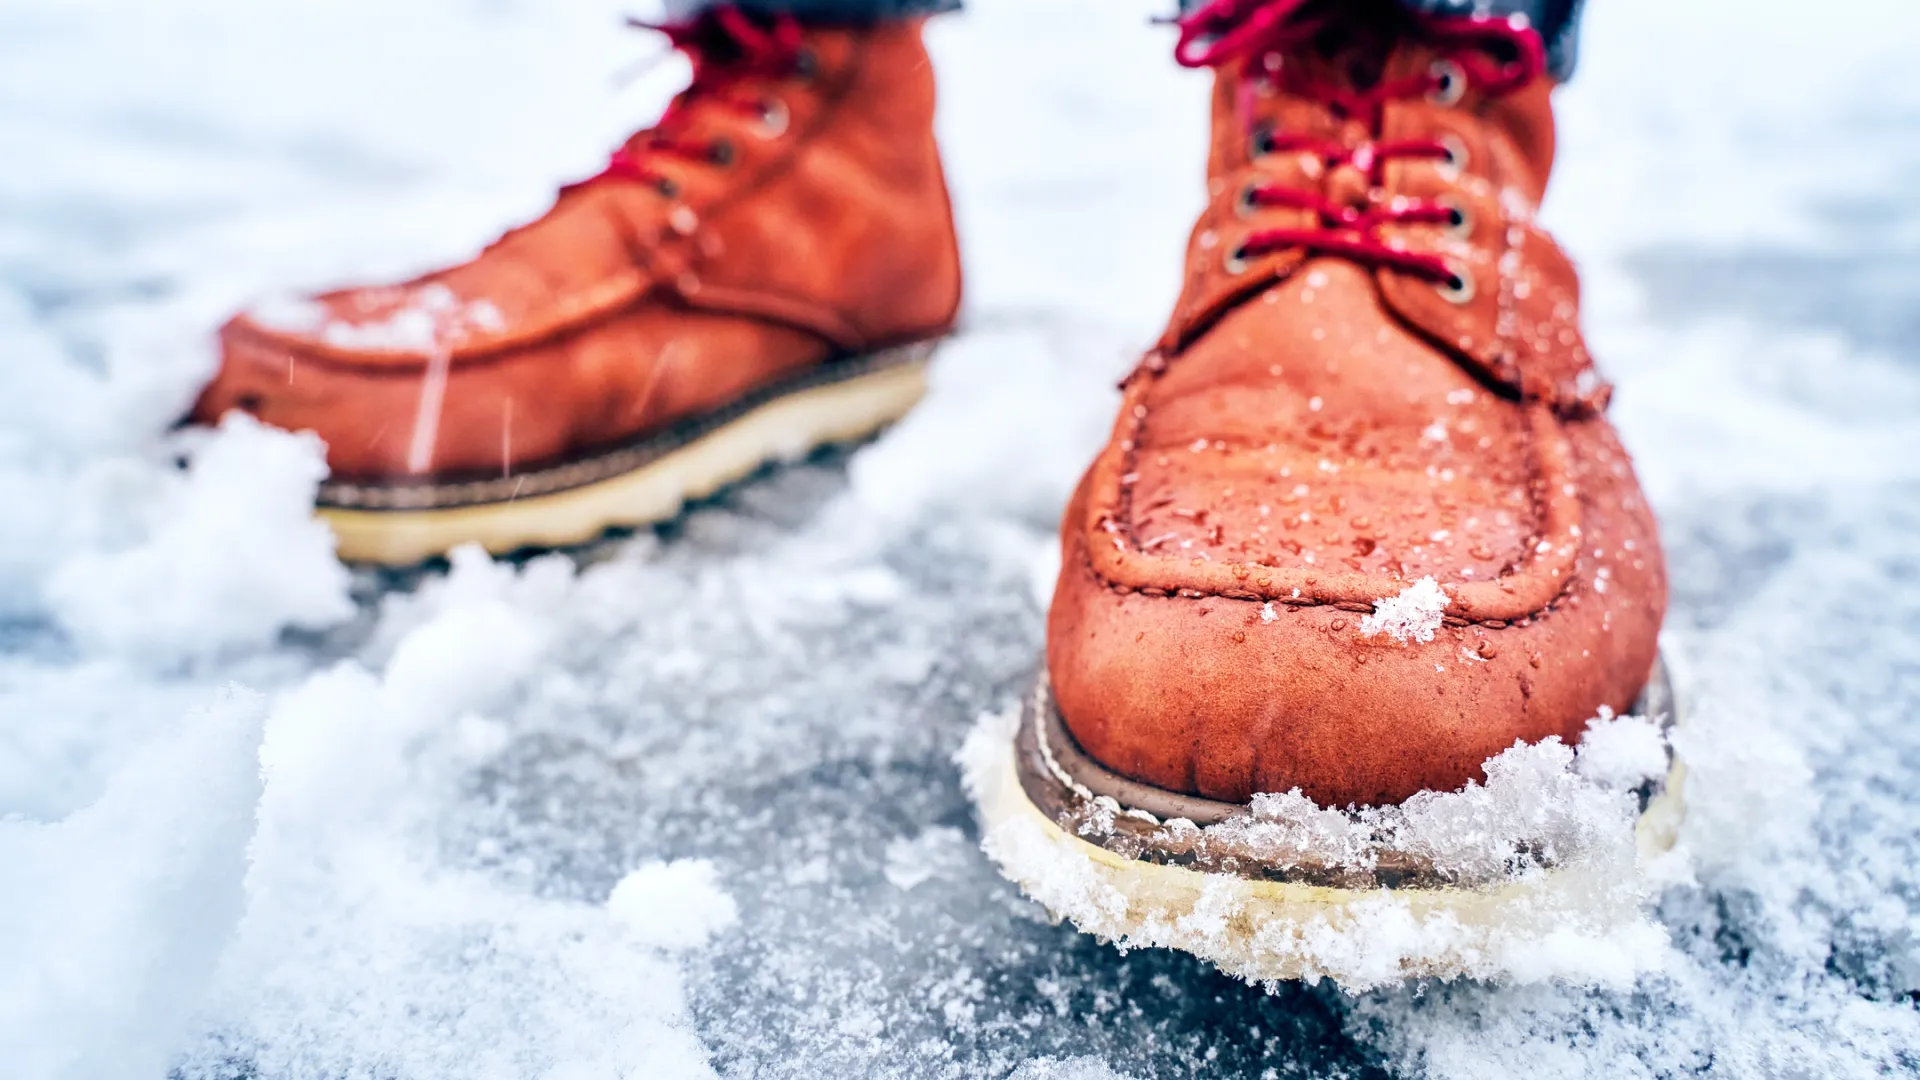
[1046,25,1667,808]
[193,19,961,485]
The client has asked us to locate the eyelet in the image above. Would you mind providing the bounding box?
[1235,183,1262,220]
[757,97,790,138]
[792,48,819,82]
[654,177,681,199]
[1224,245,1251,275]
[1437,134,1469,179]
[708,138,736,167]
[1249,123,1277,161]
[1427,59,1466,106]
[1436,196,1473,239]
[1436,264,1475,304]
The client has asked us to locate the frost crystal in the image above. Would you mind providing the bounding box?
[1358,576,1448,644]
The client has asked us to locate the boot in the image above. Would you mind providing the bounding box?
[972,0,1675,985]
[194,10,961,564]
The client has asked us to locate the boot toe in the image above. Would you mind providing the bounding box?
[1045,463,1663,809]
[192,317,422,482]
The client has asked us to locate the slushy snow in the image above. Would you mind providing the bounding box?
[4,0,1920,1076]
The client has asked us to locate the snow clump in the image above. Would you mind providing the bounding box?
[1358,575,1449,645]
[963,703,1677,991]
[609,860,741,950]
[43,413,353,667]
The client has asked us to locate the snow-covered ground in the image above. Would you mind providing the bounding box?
[4,0,1919,1076]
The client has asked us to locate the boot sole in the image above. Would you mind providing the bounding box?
[315,340,938,565]
[968,654,1687,985]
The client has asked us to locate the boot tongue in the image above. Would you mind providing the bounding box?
[1167,2,1603,415]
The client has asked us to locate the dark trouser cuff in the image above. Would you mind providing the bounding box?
[1169,0,1586,83]
[1391,0,1585,81]
[662,0,960,21]
[667,0,1585,83]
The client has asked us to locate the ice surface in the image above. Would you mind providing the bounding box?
[4,0,1920,1076]
[884,826,976,891]
[1009,1057,1138,1080]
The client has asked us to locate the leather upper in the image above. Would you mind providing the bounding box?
[195,18,960,484]
[1047,9,1666,807]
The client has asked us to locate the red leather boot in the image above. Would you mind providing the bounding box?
[971,0,1678,987]
[194,10,960,564]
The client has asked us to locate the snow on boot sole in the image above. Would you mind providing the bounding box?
[963,655,1687,990]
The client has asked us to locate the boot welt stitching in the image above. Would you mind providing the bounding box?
[1019,662,1675,889]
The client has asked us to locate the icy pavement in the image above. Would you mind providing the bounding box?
[3,0,1919,1076]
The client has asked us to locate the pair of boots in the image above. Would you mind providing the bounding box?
[193,0,1670,977]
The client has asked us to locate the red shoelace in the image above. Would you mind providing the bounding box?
[566,6,806,197]
[1175,0,1546,290]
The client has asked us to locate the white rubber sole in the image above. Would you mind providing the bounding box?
[962,695,1688,990]
[320,352,931,565]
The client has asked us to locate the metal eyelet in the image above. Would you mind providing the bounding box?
[1235,183,1262,220]
[1436,196,1473,239]
[792,48,819,82]
[1436,263,1476,304]
[709,138,736,167]
[1427,59,1466,106]
[1249,123,1277,161]
[1437,134,1469,179]
[758,97,790,138]
[1224,244,1251,275]
[654,177,681,199]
